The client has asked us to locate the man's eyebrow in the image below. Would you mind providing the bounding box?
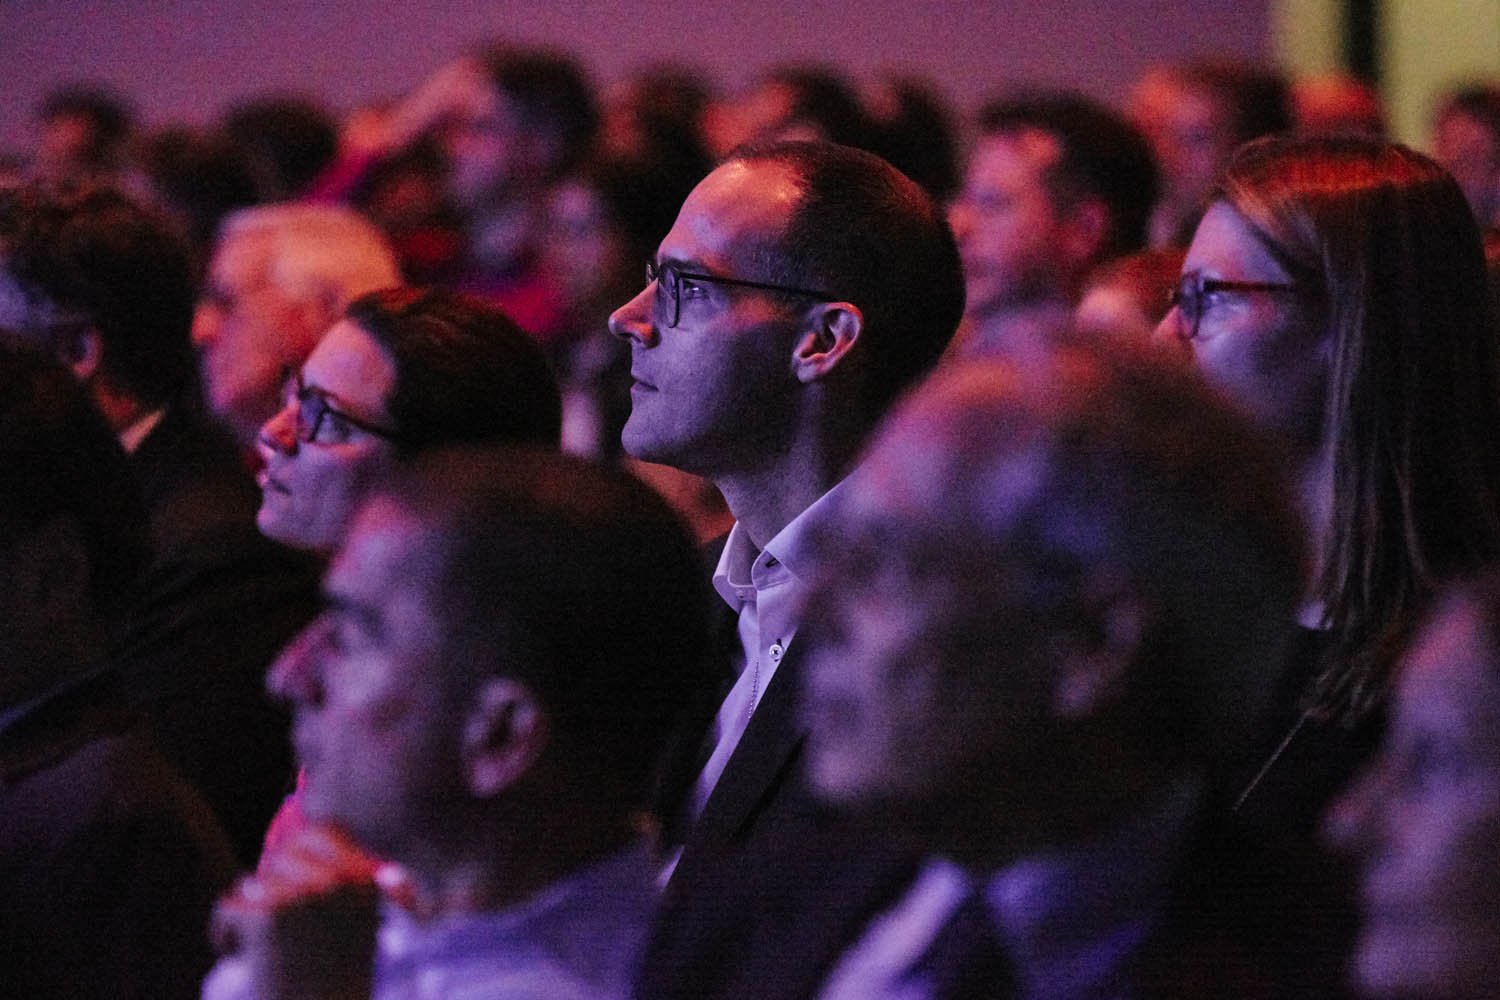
[658,254,711,273]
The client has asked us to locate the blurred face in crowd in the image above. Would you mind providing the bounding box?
[948,130,1070,318]
[1129,73,1234,214]
[543,178,628,312]
[193,230,321,444]
[1325,591,1500,1000]
[607,159,807,478]
[1158,202,1325,450]
[255,319,398,554]
[268,496,465,858]
[1432,109,1500,229]
[798,418,1054,819]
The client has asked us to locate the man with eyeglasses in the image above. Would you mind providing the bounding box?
[608,140,964,990]
[0,181,321,866]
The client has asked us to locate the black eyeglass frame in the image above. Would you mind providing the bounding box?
[1167,274,1301,341]
[646,259,836,328]
[281,369,402,444]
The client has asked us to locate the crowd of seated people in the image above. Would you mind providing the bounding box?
[6,41,1500,1000]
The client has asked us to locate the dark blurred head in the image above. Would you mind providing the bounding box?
[34,84,134,179]
[866,76,960,203]
[0,340,150,638]
[801,343,1303,850]
[223,95,339,201]
[0,182,197,411]
[269,445,709,855]
[139,126,260,264]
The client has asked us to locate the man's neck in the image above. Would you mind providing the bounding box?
[713,435,857,551]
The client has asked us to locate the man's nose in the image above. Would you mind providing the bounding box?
[608,285,659,348]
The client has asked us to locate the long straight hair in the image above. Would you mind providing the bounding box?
[1219,135,1500,722]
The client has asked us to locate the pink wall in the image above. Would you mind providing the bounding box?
[1,0,1272,157]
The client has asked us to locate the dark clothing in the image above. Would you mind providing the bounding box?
[1206,626,1377,999]
[0,668,237,999]
[113,401,322,867]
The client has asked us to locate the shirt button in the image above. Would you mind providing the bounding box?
[769,642,784,662]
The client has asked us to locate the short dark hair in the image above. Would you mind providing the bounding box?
[979,92,1160,258]
[480,45,599,182]
[345,287,562,456]
[389,445,710,812]
[36,84,133,157]
[0,340,150,618]
[0,183,197,408]
[1176,59,1292,145]
[726,140,966,423]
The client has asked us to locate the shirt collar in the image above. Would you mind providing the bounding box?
[710,475,854,613]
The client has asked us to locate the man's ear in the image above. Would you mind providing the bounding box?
[1050,585,1148,720]
[461,677,550,798]
[791,302,863,384]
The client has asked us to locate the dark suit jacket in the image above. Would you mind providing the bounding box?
[638,532,879,998]
[113,400,322,867]
[0,668,238,999]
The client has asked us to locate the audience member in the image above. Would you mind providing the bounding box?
[256,285,562,556]
[193,202,401,447]
[946,92,1158,362]
[223,94,339,202]
[138,126,261,267]
[1157,133,1500,989]
[31,83,137,187]
[865,75,960,203]
[0,182,321,866]
[1326,574,1500,1000]
[1129,59,1291,246]
[705,66,871,160]
[647,343,1308,999]
[1430,84,1500,230]
[0,342,237,998]
[204,446,710,1000]
[609,138,964,986]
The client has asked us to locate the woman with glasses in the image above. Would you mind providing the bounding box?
[1158,133,1500,989]
[255,286,561,555]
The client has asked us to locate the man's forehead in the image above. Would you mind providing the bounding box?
[660,159,802,269]
[973,129,1064,181]
[211,228,274,285]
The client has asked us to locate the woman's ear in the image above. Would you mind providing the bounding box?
[461,677,551,798]
[791,302,863,384]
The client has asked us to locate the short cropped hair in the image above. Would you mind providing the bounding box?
[979,92,1160,258]
[387,446,709,811]
[822,342,1305,767]
[0,183,196,407]
[479,45,599,183]
[345,287,562,455]
[726,140,966,424]
[0,340,150,618]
